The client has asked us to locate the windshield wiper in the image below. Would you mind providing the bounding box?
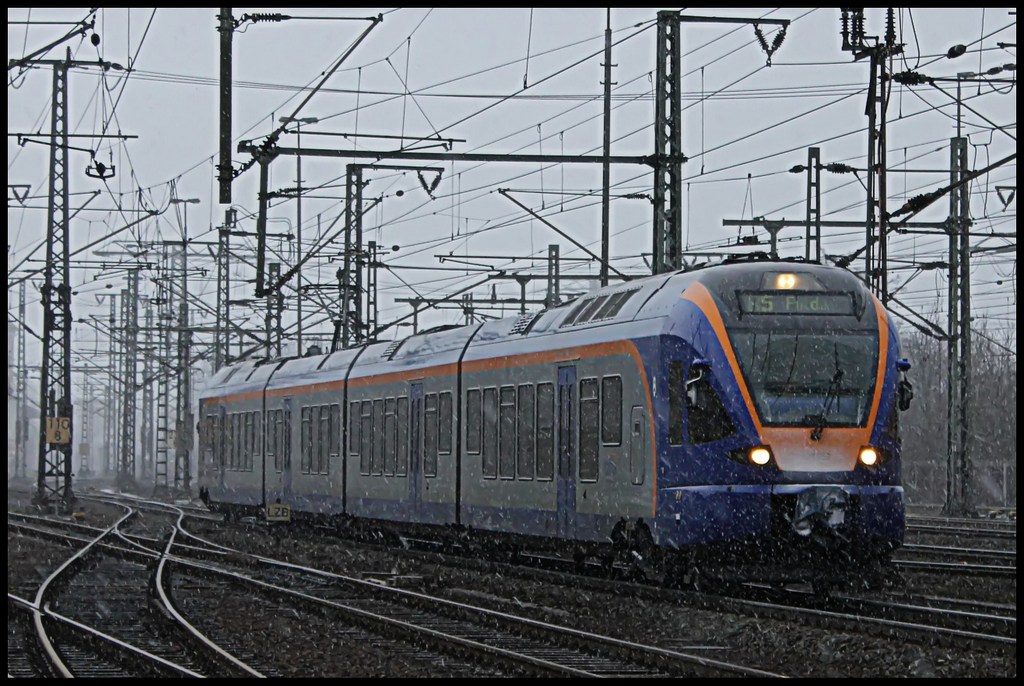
[810,348,844,441]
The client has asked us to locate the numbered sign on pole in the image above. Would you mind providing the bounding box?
[46,417,72,444]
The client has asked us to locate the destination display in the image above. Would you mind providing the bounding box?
[737,291,856,315]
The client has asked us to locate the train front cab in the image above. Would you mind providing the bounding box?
[651,266,908,580]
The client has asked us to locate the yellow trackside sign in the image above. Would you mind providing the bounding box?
[266,502,292,523]
[46,417,71,444]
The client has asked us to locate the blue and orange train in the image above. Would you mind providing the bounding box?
[198,258,912,585]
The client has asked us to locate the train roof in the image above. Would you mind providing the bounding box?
[200,257,877,396]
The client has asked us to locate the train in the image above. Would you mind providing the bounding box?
[197,257,913,588]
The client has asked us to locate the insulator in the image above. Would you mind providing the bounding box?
[852,9,865,45]
[891,71,930,86]
[824,163,855,174]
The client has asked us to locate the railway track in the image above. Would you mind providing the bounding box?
[192,514,1016,655]
[13,492,1015,678]
[14,500,784,678]
[161,517,783,677]
[8,509,240,678]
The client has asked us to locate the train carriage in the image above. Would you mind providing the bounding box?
[198,257,910,585]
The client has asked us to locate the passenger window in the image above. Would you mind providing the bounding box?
[482,387,498,479]
[371,399,384,475]
[281,407,291,470]
[424,393,438,478]
[267,410,278,472]
[438,391,453,455]
[536,383,555,480]
[384,398,397,476]
[579,378,599,481]
[396,396,409,476]
[299,409,309,473]
[466,389,481,454]
[517,385,535,480]
[601,376,622,445]
[348,401,360,457]
[329,405,340,461]
[359,400,372,474]
[244,412,253,472]
[318,405,330,474]
[687,375,736,444]
[253,412,261,472]
[499,386,516,479]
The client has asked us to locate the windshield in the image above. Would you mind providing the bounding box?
[729,331,878,427]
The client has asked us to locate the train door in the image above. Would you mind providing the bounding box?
[410,383,424,517]
[281,398,293,500]
[557,366,577,539]
[629,406,647,485]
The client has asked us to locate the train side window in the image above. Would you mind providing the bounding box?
[311,406,322,474]
[482,387,498,479]
[222,415,228,470]
[235,414,242,472]
[239,413,249,473]
[536,383,555,480]
[517,384,535,480]
[242,412,249,471]
[253,411,261,472]
[220,415,227,469]
[267,410,278,472]
[668,361,685,446]
[318,404,331,474]
[687,375,736,444]
[886,401,901,443]
[499,386,516,479]
[396,396,409,477]
[239,414,247,471]
[277,410,284,472]
[330,405,341,467]
[252,411,259,471]
[371,399,384,476]
[209,416,218,468]
[237,413,244,471]
[197,417,207,460]
[424,393,438,478]
[228,413,235,473]
[222,415,229,469]
[466,389,482,454]
[348,401,360,457]
[218,415,226,469]
[245,413,251,471]
[438,391,453,455]
[359,401,372,475]
[579,378,599,482]
[601,376,622,446]
[223,415,231,470]
[300,406,312,474]
[384,397,397,476]
[282,406,292,470]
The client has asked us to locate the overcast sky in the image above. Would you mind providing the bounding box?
[7,7,1017,376]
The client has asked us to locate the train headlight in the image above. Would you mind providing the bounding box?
[749,446,772,466]
[859,446,879,466]
[775,273,797,289]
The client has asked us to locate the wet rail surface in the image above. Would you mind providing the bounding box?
[13,498,782,678]
[10,489,1015,677]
